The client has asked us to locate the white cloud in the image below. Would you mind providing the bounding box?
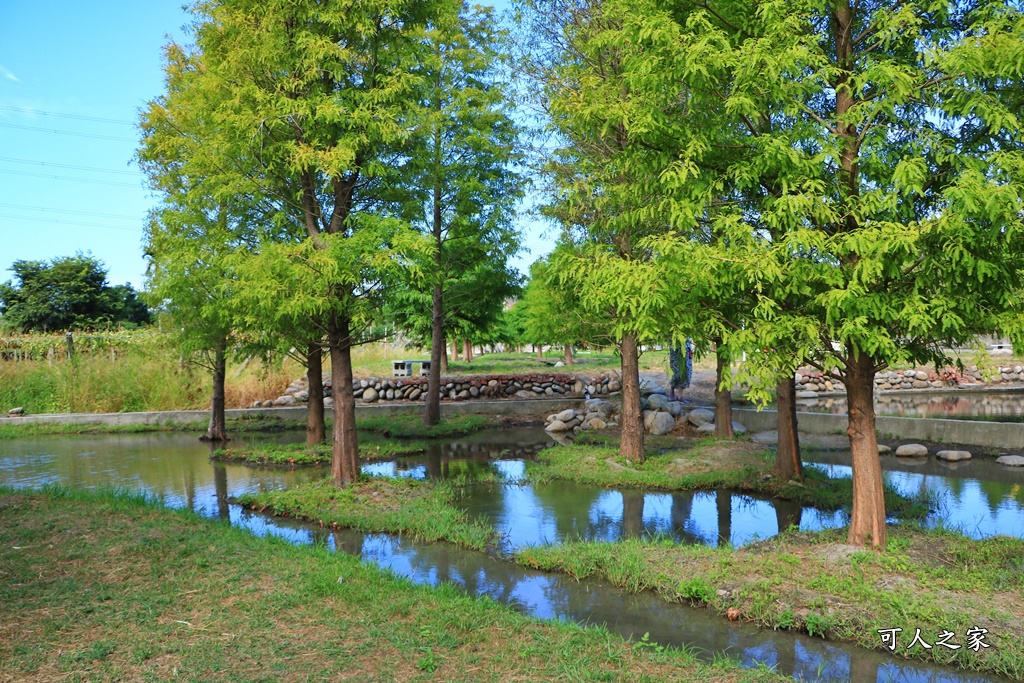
[0,65,20,83]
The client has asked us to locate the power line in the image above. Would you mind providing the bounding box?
[0,105,134,126]
[0,202,142,221]
[0,168,139,188]
[0,121,134,142]
[0,156,138,176]
[0,212,142,233]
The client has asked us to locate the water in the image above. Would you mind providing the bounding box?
[790,389,1024,422]
[0,428,1016,683]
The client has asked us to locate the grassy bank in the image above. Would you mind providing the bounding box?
[237,477,498,550]
[0,488,785,683]
[214,438,431,466]
[357,413,493,438]
[517,527,1024,679]
[528,437,932,517]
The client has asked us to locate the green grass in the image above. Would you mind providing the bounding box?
[0,487,786,683]
[527,438,933,517]
[516,526,1024,679]
[357,413,493,438]
[214,438,432,466]
[237,477,498,550]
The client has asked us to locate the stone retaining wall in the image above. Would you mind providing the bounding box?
[796,365,1024,395]
[255,372,623,408]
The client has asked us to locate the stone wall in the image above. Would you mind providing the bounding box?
[796,365,1024,396]
[253,372,623,409]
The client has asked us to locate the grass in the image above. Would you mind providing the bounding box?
[357,413,493,438]
[516,526,1024,679]
[527,436,933,517]
[0,487,788,683]
[214,438,432,466]
[236,477,498,550]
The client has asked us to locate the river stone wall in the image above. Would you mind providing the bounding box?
[253,372,622,409]
[796,365,1024,396]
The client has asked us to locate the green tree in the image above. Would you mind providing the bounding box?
[642,0,1024,548]
[145,0,435,484]
[0,255,151,333]
[396,2,524,425]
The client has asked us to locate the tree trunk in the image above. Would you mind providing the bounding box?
[213,462,229,521]
[424,282,443,426]
[330,316,360,487]
[463,338,472,363]
[714,340,733,437]
[564,343,574,365]
[621,491,645,539]
[201,338,228,442]
[774,374,802,480]
[440,345,448,372]
[620,333,645,463]
[845,349,886,550]
[717,490,732,547]
[537,344,543,359]
[306,342,326,446]
[451,338,458,364]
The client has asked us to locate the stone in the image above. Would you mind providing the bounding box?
[695,423,716,433]
[469,386,479,397]
[731,421,747,435]
[8,407,25,416]
[647,394,670,410]
[545,387,554,395]
[687,408,715,426]
[456,389,470,399]
[645,411,676,435]
[533,386,545,394]
[409,388,422,401]
[323,397,334,407]
[363,387,379,403]
[545,420,569,432]
[607,380,621,392]
[915,371,928,381]
[996,455,1024,467]
[556,408,576,422]
[894,443,928,457]
[936,450,971,462]
[665,401,684,417]
[385,389,395,400]
[273,395,296,407]
[877,444,893,455]
[488,379,499,387]
[574,381,584,393]
[514,390,533,398]
[795,390,818,399]
[588,418,607,430]
[554,361,564,367]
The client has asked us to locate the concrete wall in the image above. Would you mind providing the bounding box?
[1,398,580,429]
[732,408,1024,449]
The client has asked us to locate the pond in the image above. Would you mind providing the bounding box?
[0,428,1016,683]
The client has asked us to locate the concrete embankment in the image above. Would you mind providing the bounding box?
[1,398,580,428]
[733,408,1024,450]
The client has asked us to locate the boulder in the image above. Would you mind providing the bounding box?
[514,390,534,398]
[894,443,928,457]
[877,444,893,455]
[273,395,296,407]
[545,420,569,432]
[587,418,607,430]
[687,408,715,426]
[665,401,684,417]
[936,450,972,462]
[731,421,747,435]
[646,394,670,410]
[996,455,1024,467]
[362,387,379,403]
[695,423,716,433]
[555,408,576,422]
[607,380,621,392]
[645,411,676,435]
[409,388,422,401]
[9,407,25,416]
[324,397,334,407]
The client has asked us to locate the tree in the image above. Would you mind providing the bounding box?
[645,0,1024,548]
[0,255,151,332]
[395,2,524,426]
[147,0,436,484]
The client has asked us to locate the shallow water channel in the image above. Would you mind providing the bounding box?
[0,427,1016,683]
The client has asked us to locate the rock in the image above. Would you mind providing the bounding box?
[795,390,819,399]
[731,421,747,435]
[695,423,716,433]
[574,381,584,393]
[363,387,379,403]
[554,361,564,367]
[273,395,296,407]
[555,408,576,422]
[646,394,670,410]
[687,408,715,426]
[250,401,262,408]
[468,386,479,397]
[894,443,928,457]
[936,450,971,462]
[607,380,621,392]
[409,388,422,401]
[545,420,569,432]
[514,390,534,398]
[532,386,545,394]
[9,407,25,416]
[877,444,893,455]
[588,418,607,430]
[996,455,1024,467]
[323,397,334,407]
[915,370,928,381]
[456,389,470,399]
[488,379,498,387]
[665,401,684,417]
[505,385,517,395]
[645,411,676,435]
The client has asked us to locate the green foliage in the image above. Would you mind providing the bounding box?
[0,255,151,333]
[517,251,611,350]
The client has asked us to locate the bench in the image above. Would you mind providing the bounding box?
[392,359,431,377]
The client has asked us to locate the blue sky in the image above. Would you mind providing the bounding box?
[0,0,549,291]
